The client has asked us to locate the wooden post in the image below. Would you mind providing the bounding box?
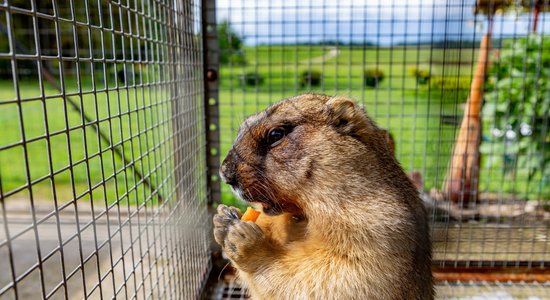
[443,28,492,207]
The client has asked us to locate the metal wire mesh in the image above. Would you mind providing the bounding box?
[0,0,209,299]
[213,0,549,296]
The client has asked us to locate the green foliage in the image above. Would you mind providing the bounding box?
[239,72,264,86]
[364,68,384,87]
[482,34,550,184]
[229,52,247,66]
[408,66,431,84]
[299,70,322,87]
[218,21,246,65]
[428,75,472,104]
[430,76,471,91]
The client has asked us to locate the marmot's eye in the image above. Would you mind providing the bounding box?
[267,127,286,147]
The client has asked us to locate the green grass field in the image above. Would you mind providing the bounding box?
[0,45,547,208]
[0,77,173,207]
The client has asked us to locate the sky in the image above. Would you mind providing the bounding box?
[216,0,550,46]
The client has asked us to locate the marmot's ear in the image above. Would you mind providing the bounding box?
[325,96,370,134]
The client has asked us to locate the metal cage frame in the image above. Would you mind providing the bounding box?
[0,0,549,299]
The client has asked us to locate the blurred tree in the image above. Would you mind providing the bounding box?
[482,34,550,186]
[218,21,246,65]
[0,0,141,78]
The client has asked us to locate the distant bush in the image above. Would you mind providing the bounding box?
[364,68,384,87]
[229,50,247,66]
[408,66,431,84]
[239,72,264,86]
[430,76,471,91]
[299,70,322,87]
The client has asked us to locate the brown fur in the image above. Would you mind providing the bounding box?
[213,94,433,299]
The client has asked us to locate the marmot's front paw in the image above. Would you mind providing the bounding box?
[224,220,266,271]
[213,204,241,247]
[213,204,270,272]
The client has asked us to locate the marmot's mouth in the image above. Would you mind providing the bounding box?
[259,202,283,216]
[230,186,283,216]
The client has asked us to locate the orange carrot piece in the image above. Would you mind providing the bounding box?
[241,207,261,222]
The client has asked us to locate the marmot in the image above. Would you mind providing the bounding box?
[213,94,433,299]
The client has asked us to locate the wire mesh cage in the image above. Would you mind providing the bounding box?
[212,0,549,298]
[1,0,549,299]
[0,0,209,299]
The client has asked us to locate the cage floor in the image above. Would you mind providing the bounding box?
[432,223,550,262]
[208,280,550,300]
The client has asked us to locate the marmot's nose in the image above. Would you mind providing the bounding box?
[220,150,238,186]
[219,164,237,186]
